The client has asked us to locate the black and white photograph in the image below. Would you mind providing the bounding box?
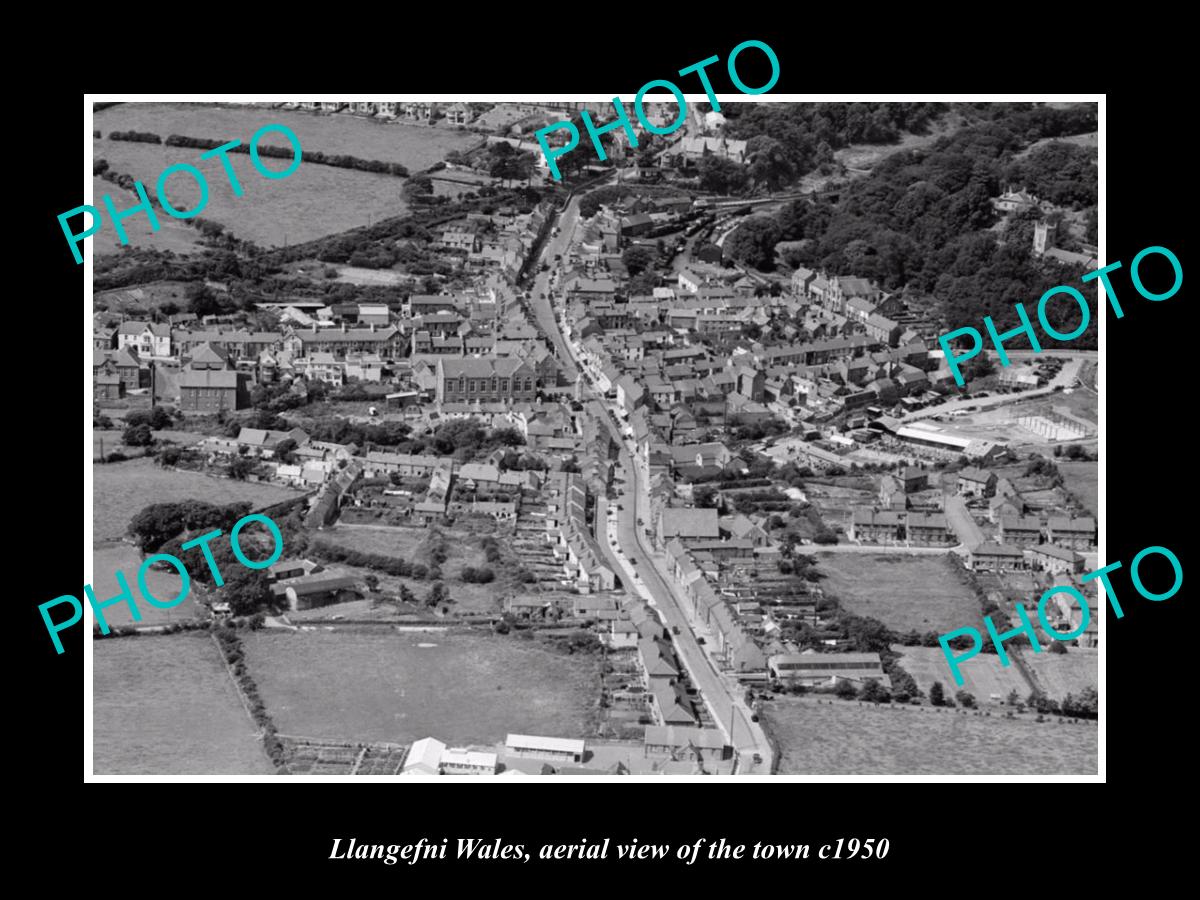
[78,94,1107,780]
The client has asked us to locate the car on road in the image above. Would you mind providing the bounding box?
[751,714,759,723]
[629,558,637,566]
[672,626,680,635]
[696,637,705,645]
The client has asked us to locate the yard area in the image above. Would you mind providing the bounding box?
[94,632,275,774]
[892,644,1033,704]
[96,103,481,170]
[1058,460,1098,516]
[1025,647,1098,701]
[242,629,599,745]
[92,543,207,627]
[94,137,409,249]
[93,457,301,542]
[816,553,983,633]
[313,523,519,614]
[763,695,1097,775]
[92,427,209,461]
[94,280,199,314]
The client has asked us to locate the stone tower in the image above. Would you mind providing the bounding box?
[1033,221,1051,257]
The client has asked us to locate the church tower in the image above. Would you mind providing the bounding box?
[1033,221,1051,257]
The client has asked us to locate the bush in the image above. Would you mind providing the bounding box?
[955,690,977,708]
[108,130,162,144]
[834,680,859,700]
[460,566,495,584]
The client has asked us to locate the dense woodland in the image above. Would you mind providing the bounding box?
[723,104,1099,348]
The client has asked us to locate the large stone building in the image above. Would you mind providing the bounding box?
[435,357,539,404]
[178,342,249,412]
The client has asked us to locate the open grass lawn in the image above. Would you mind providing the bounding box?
[92,543,206,627]
[242,629,598,744]
[1025,647,1098,701]
[94,632,275,774]
[816,553,983,633]
[763,695,1097,775]
[93,457,301,542]
[1058,460,1098,516]
[90,177,205,257]
[94,137,409,249]
[892,644,1032,704]
[97,103,480,169]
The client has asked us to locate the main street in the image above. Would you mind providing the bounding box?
[529,195,581,380]
[530,196,774,771]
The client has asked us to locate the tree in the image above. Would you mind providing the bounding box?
[1061,687,1098,719]
[747,135,796,190]
[859,679,891,704]
[929,681,947,707]
[229,457,255,481]
[398,584,417,605]
[725,216,782,270]
[273,438,299,465]
[813,527,839,545]
[955,689,977,708]
[1049,640,1068,655]
[222,572,273,617]
[698,154,748,194]
[123,423,154,447]
[622,245,655,276]
[426,581,447,607]
[834,679,858,700]
[185,282,223,317]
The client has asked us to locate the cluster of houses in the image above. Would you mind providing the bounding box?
[228,100,479,127]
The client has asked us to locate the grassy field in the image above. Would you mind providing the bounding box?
[764,695,1097,775]
[93,457,300,542]
[94,137,410,249]
[816,554,983,633]
[97,103,480,169]
[1058,460,1098,516]
[94,632,275,774]
[91,177,204,257]
[92,428,209,460]
[94,280,202,313]
[893,645,1032,704]
[1025,647,1098,701]
[242,629,598,744]
[92,543,206,627]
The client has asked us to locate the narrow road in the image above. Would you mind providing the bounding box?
[529,197,581,381]
[943,495,985,549]
[532,193,775,773]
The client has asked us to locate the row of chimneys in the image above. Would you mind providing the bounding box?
[309,323,379,333]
